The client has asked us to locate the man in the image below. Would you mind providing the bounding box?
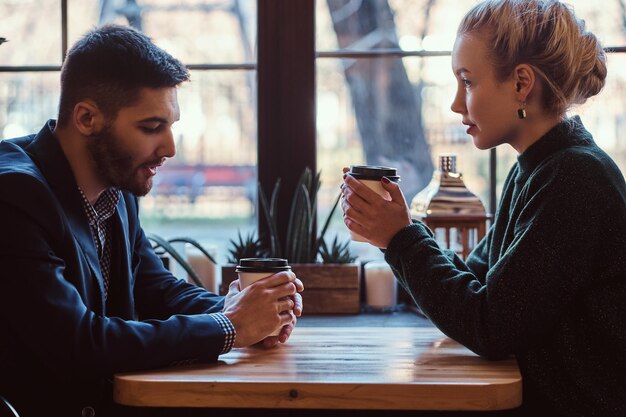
[0,25,303,417]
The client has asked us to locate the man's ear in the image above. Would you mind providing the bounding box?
[73,100,105,136]
[513,64,535,102]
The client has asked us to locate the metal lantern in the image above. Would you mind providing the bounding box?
[410,154,491,259]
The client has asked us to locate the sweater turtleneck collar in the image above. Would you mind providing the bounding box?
[515,115,593,183]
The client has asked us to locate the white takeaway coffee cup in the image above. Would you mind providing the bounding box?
[235,258,292,337]
[345,165,400,242]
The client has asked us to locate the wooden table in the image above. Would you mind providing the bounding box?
[114,326,522,411]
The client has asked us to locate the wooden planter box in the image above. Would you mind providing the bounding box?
[220,263,361,314]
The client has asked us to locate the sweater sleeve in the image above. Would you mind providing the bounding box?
[385,151,620,359]
[464,225,491,284]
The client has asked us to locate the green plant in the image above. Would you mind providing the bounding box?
[258,167,353,264]
[226,230,267,264]
[147,234,217,289]
[319,235,358,264]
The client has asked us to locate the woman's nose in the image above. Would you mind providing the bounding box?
[450,87,466,115]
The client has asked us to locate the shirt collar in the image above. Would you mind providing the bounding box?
[78,187,121,225]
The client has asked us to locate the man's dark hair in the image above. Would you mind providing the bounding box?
[57,24,190,127]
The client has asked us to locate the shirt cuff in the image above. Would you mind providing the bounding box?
[210,312,236,354]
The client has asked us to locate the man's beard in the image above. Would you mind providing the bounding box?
[86,124,157,196]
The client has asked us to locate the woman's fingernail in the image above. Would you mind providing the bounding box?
[382,176,390,184]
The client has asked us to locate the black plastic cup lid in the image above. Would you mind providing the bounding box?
[236,258,291,273]
[348,165,400,182]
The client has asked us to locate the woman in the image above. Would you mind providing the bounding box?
[341,1,626,416]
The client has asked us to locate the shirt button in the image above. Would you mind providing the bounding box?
[81,406,96,417]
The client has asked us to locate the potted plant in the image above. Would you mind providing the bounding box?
[148,234,218,291]
[218,230,268,294]
[221,168,360,314]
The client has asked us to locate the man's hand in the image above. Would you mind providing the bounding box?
[223,272,304,348]
[261,282,303,348]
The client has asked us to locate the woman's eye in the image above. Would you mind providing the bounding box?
[462,78,472,88]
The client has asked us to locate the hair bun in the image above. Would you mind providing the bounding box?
[571,32,607,104]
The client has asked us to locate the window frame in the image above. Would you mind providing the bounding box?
[1,0,625,239]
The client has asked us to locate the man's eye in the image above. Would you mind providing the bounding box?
[462,79,472,88]
[140,125,161,133]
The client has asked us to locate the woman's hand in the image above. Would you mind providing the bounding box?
[341,167,412,249]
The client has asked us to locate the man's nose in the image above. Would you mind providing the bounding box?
[160,128,176,158]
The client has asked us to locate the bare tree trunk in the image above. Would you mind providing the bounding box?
[326,0,434,200]
[619,0,626,36]
[99,0,143,30]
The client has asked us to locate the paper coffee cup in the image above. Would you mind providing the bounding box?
[235,258,291,337]
[345,165,400,242]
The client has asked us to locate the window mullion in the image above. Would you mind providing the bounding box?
[257,0,316,255]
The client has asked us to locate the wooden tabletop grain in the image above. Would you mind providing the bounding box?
[114,326,522,411]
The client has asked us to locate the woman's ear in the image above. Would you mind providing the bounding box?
[73,100,105,136]
[513,64,535,102]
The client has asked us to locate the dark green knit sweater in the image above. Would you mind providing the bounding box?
[385,117,626,416]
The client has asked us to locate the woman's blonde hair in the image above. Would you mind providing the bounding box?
[458,0,607,116]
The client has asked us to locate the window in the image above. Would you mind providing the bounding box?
[1,0,258,265]
[1,0,624,264]
[315,0,626,259]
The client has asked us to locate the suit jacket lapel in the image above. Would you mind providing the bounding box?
[112,196,135,316]
[25,121,106,305]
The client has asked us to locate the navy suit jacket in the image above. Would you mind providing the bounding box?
[0,121,226,416]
